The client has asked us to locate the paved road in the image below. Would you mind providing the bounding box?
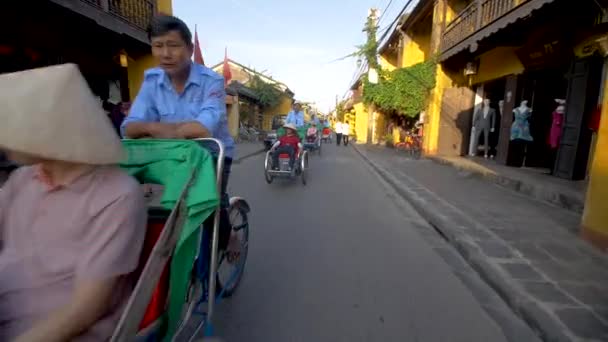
[213,143,511,342]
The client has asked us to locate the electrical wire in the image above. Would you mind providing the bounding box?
[377,0,416,48]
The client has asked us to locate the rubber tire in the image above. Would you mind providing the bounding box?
[264,155,274,184]
[216,204,249,298]
[301,153,308,186]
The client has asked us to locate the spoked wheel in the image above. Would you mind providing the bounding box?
[216,202,249,298]
[264,153,274,184]
[301,152,309,185]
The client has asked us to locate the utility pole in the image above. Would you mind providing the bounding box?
[367,8,379,144]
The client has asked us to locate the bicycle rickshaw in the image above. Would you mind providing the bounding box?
[264,125,310,185]
[321,126,332,143]
[303,127,322,156]
[110,138,250,342]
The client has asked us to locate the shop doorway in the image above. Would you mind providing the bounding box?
[554,56,604,180]
[516,66,569,171]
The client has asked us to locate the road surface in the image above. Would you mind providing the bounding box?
[212,142,511,342]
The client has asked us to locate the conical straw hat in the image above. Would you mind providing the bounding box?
[0,64,124,165]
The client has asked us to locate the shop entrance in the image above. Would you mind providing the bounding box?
[516,66,569,171]
[554,56,604,180]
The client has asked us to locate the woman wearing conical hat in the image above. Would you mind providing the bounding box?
[0,64,146,341]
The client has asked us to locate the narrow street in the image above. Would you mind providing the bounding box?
[212,143,527,342]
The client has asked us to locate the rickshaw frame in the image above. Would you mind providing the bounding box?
[111,138,247,342]
[264,148,309,185]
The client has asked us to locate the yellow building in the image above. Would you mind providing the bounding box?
[211,59,295,132]
[2,1,170,107]
[381,0,608,247]
[128,0,174,99]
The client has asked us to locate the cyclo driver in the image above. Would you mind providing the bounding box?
[121,15,239,257]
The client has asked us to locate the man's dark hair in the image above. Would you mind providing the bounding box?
[148,15,192,46]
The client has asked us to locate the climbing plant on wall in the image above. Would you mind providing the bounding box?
[362,60,436,117]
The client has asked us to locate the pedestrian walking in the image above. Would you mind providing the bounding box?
[342,120,350,146]
[335,120,343,146]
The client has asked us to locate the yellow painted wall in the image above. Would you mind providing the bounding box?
[423,64,452,154]
[373,110,386,144]
[354,102,369,143]
[402,35,428,67]
[227,98,239,138]
[127,0,172,99]
[582,73,608,249]
[157,0,173,14]
[393,127,401,143]
[473,47,525,84]
[261,95,293,130]
[380,54,397,71]
[127,55,156,100]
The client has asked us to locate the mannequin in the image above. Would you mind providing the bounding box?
[508,100,533,167]
[471,98,496,158]
[489,100,504,159]
[510,100,533,142]
[549,99,566,149]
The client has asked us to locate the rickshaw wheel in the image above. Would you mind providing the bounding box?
[264,153,274,184]
[264,169,273,184]
[216,203,249,298]
[301,152,309,185]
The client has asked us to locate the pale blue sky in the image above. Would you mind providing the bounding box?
[174,0,413,113]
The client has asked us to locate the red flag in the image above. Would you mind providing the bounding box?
[223,47,232,86]
[193,25,205,65]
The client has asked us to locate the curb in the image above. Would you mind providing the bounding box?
[425,155,584,214]
[352,144,575,342]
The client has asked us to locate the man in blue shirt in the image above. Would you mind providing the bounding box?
[285,102,305,128]
[121,15,238,256]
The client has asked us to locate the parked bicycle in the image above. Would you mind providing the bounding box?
[394,130,422,159]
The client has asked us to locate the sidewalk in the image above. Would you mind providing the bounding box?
[426,155,586,213]
[354,144,608,342]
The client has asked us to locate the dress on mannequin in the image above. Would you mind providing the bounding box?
[549,99,565,149]
[508,101,533,167]
[471,99,496,158]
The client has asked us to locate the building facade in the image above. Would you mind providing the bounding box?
[393,0,608,248]
[2,0,171,106]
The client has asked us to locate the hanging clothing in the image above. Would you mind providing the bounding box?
[548,111,564,149]
[510,107,533,141]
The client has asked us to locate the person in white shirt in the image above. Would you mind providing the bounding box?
[342,120,350,146]
[335,120,343,146]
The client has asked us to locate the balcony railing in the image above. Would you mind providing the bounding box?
[78,0,156,31]
[441,0,529,52]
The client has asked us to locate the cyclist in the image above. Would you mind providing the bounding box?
[285,102,305,128]
[121,15,238,256]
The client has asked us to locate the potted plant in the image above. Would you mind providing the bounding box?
[385,133,394,148]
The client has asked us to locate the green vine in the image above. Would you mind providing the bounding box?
[249,74,283,109]
[363,60,436,117]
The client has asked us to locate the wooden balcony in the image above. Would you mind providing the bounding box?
[83,0,156,30]
[441,0,531,54]
[49,0,156,43]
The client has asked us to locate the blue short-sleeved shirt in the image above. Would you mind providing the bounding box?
[285,110,305,128]
[121,63,235,158]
